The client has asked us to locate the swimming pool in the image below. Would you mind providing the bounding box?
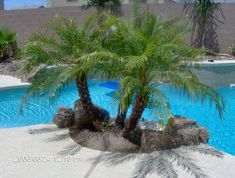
[0,81,234,155]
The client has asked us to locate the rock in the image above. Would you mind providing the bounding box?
[141,131,176,152]
[172,117,209,144]
[74,100,110,120]
[53,106,74,128]
[140,117,210,153]
[0,59,26,80]
[198,126,210,143]
[175,125,209,145]
[139,120,163,131]
[93,105,110,121]
[74,103,92,129]
[172,117,196,130]
[74,99,110,130]
[8,63,17,72]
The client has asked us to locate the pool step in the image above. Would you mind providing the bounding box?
[230,84,235,88]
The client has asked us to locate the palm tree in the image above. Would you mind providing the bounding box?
[0,27,17,62]
[22,16,107,131]
[89,16,142,128]
[91,13,224,139]
[183,0,224,52]
[133,0,148,28]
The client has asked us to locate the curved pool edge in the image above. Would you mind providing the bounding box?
[0,75,31,91]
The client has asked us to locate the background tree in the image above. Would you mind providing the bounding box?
[183,0,224,52]
[133,0,148,28]
[0,27,17,62]
[83,0,121,15]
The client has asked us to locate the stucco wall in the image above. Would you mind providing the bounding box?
[46,0,168,7]
[0,4,235,52]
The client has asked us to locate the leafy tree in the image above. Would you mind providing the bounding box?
[88,13,225,139]
[83,0,121,14]
[22,16,107,131]
[0,27,17,62]
[183,0,224,52]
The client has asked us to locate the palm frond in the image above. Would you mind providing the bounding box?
[82,13,99,36]
[29,127,60,134]
[78,51,124,80]
[125,55,148,71]
[162,71,225,118]
[46,133,70,142]
[20,66,79,112]
[133,152,178,178]
[96,147,218,178]
[22,41,54,72]
[58,144,81,156]
[165,150,207,178]
[119,76,143,112]
[101,152,141,166]
[182,144,224,158]
[145,85,172,122]
[133,0,148,28]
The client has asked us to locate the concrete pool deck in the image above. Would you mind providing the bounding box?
[1,75,235,178]
[0,124,235,178]
[0,75,30,90]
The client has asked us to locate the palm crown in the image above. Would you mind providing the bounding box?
[87,13,225,137]
[22,15,108,131]
[0,27,17,61]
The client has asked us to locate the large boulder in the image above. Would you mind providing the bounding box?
[53,106,74,128]
[171,116,196,129]
[74,99,110,130]
[141,117,209,153]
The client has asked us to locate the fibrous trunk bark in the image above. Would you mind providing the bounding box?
[123,94,147,138]
[115,104,127,129]
[75,74,102,131]
[194,16,206,49]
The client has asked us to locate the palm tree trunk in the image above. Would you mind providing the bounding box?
[123,94,147,138]
[115,104,127,129]
[195,15,206,49]
[75,74,103,131]
[76,74,93,114]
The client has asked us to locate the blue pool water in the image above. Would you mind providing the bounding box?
[0,81,234,155]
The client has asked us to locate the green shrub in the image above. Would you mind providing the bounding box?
[231,44,235,56]
[0,27,17,62]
